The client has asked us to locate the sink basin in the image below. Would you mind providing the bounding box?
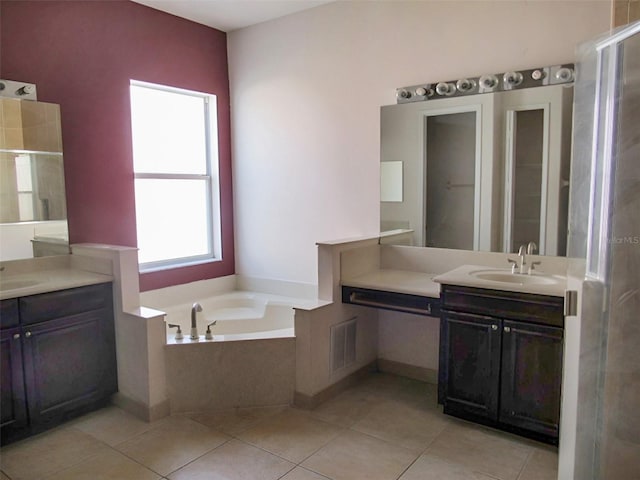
[0,278,42,290]
[469,270,558,285]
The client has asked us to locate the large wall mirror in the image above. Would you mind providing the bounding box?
[0,95,69,261]
[380,71,573,256]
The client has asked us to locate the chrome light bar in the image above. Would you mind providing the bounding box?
[0,79,37,100]
[396,64,574,104]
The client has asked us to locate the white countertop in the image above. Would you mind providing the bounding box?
[342,269,440,298]
[0,268,114,300]
[433,264,567,297]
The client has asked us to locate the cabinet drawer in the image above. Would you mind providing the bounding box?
[342,285,440,317]
[19,283,112,325]
[0,299,19,329]
[440,285,563,327]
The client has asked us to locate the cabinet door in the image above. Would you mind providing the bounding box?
[499,320,563,438]
[442,310,502,421]
[21,310,113,427]
[0,327,28,434]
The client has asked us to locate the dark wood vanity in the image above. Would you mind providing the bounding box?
[0,282,117,445]
[438,284,564,445]
[341,264,565,446]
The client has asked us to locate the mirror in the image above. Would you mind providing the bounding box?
[0,97,69,261]
[380,82,573,256]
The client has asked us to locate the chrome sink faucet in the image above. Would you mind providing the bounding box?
[507,242,541,274]
[191,302,202,340]
[507,244,528,274]
[526,241,541,274]
[517,244,527,274]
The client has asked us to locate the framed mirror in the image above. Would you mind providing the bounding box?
[380,81,573,256]
[0,97,69,261]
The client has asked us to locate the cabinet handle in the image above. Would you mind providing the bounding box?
[25,331,32,338]
[491,324,498,330]
[504,326,511,333]
[13,333,20,340]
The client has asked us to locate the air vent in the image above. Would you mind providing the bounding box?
[331,317,357,373]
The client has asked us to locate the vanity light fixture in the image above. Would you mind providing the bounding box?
[503,71,524,89]
[555,67,574,82]
[0,79,38,100]
[395,64,574,104]
[435,82,456,96]
[478,74,499,92]
[531,69,546,81]
[456,78,476,93]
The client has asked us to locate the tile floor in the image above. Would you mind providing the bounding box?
[0,373,558,480]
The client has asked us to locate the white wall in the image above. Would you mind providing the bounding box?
[228,0,610,285]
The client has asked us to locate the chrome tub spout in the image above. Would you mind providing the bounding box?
[191,302,202,339]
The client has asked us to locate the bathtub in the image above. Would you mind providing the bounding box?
[162,291,295,342]
[157,290,297,412]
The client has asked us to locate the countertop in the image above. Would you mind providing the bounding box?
[433,264,567,297]
[0,268,114,300]
[341,269,441,298]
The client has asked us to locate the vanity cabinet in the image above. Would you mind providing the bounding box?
[0,283,117,445]
[1,299,28,433]
[438,284,563,444]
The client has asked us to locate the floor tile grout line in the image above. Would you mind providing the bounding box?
[392,452,423,480]
[77,431,170,479]
[230,421,346,467]
[515,448,536,480]
[345,422,432,457]
[291,464,335,480]
[17,426,127,480]
[74,416,234,479]
[152,436,235,478]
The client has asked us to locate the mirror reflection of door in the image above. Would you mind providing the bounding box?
[425,110,478,250]
[500,86,572,256]
[504,108,545,253]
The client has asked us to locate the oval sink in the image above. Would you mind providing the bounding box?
[0,279,42,290]
[470,270,557,285]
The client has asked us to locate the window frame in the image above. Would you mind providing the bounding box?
[130,80,222,272]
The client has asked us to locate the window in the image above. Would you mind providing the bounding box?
[130,81,221,271]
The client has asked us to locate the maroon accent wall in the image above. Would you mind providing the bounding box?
[0,0,235,291]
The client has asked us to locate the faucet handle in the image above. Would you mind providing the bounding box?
[507,258,518,274]
[168,323,184,340]
[205,321,217,340]
[528,261,542,275]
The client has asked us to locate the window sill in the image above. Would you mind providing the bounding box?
[139,257,222,274]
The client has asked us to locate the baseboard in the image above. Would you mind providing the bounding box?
[377,358,438,384]
[111,393,170,422]
[293,361,378,410]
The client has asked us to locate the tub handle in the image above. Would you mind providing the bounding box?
[168,323,184,340]
[205,321,217,340]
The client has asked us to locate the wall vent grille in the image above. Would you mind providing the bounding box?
[331,317,357,374]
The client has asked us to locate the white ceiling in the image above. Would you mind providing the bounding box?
[132,0,334,32]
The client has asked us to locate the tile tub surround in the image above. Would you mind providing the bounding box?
[165,337,296,412]
[0,373,558,480]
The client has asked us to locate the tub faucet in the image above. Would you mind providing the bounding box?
[191,303,202,340]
